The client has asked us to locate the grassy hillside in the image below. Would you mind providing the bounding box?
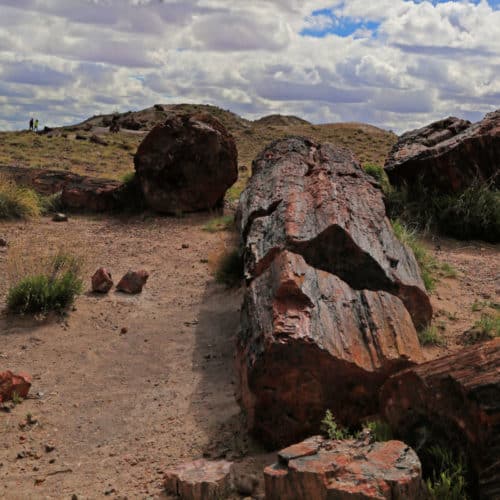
[0,105,397,198]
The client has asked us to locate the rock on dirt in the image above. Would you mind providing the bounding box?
[116,270,149,294]
[385,110,500,192]
[52,213,68,222]
[237,137,432,329]
[164,459,234,500]
[134,112,238,214]
[91,268,114,293]
[0,237,7,247]
[380,338,500,499]
[264,435,424,500]
[237,251,423,447]
[0,371,32,402]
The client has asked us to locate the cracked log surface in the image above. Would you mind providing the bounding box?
[380,339,500,499]
[237,137,431,329]
[237,251,424,447]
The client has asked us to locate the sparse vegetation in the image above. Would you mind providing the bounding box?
[363,164,391,193]
[0,176,41,219]
[424,445,469,500]
[365,420,393,442]
[7,251,83,314]
[215,249,243,287]
[321,410,351,440]
[418,325,445,347]
[470,313,500,341]
[203,215,235,233]
[11,391,23,405]
[387,180,500,242]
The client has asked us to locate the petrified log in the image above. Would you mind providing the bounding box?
[134,112,238,213]
[0,371,32,402]
[380,339,500,499]
[385,111,500,193]
[264,436,425,500]
[237,137,431,328]
[237,251,423,447]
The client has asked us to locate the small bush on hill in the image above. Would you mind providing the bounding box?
[39,192,64,214]
[418,325,445,347]
[0,176,41,219]
[321,410,351,440]
[7,251,83,314]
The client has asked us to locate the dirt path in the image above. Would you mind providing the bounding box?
[0,214,498,499]
[0,214,270,499]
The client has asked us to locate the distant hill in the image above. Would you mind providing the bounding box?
[70,104,396,168]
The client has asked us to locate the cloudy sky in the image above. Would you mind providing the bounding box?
[0,0,499,132]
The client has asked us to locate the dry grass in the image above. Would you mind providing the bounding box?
[0,174,41,219]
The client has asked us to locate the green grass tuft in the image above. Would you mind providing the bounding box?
[365,420,393,442]
[321,410,351,440]
[363,164,391,193]
[0,176,41,219]
[418,325,445,347]
[7,251,83,314]
[203,215,235,233]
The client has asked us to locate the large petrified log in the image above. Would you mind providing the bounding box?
[264,436,425,500]
[385,110,500,192]
[134,113,238,213]
[380,339,500,499]
[237,137,431,329]
[237,251,423,447]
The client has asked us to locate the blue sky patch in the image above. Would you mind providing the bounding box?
[301,9,380,38]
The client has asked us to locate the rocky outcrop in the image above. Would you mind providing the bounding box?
[116,270,149,294]
[134,113,238,214]
[237,251,423,447]
[238,137,431,328]
[264,436,424,500]
[0,371,32,402]
[164,459,234,500]
[380,339,500,499]
[385,110,500,192]
[237,137,428,447]
[91,268,113,293]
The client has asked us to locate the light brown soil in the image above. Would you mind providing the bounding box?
[0,214,498,499]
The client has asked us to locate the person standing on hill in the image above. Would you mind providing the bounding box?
[29,117,33,131]
[34,118,39,132]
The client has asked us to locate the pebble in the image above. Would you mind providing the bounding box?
[52,213,68,222]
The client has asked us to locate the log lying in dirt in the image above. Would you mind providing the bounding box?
[385,110,500,193]
[237,251,423,447]
[264,435,425,500]
[380,339,500,499]
[237,137,432,329]
[0,165,123,212]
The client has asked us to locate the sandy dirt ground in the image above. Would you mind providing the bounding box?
[0,213,498,499]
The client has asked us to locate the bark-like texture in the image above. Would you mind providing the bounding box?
[264,436,425,500]
[134,113,238,213]
[237,251,423,447]
[380,339,500,499]
[237,137,431,329]
[385,111,500,192]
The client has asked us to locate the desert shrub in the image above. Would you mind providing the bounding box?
[391,220,437,292]
[364,164,391,193]
[386,179,500,242]
[0,176,41,219]
[121,171,135,184]
[215,249,243,287]
[7,251,83,314]
[321,410,351,440]
[424,445,469,500]
[39,192,64,214]
[473,313,500,340]
[418,325,445,347]
[203,215,235,233]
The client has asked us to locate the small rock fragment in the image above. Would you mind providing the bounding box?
[52,213,68,222]
[0,237,7,247]
[0,371,32,403]
[91,268,114,293]
[116,270,149,294]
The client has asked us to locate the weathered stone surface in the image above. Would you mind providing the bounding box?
[0,371,32,402]
[116,270,149,294]
[164,459,233,500]
[264,436,424,500]
[134,113,238,213]
[237,137,431,329]
[0,165,122,212]
[237,251,423,447]
[380,339,500,499]
[91,268,113,293]
[385,111,500,192]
